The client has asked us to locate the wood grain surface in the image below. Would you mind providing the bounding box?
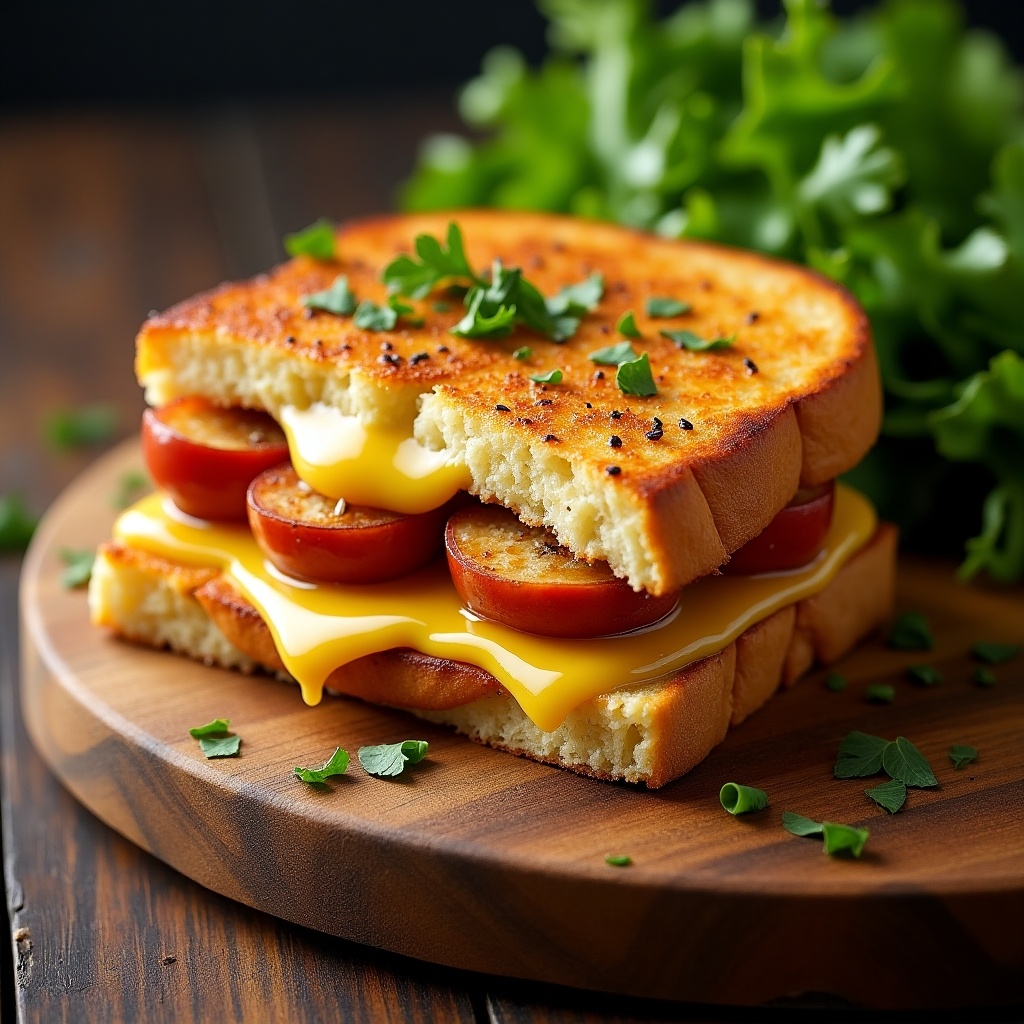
[20,440,1024,1011]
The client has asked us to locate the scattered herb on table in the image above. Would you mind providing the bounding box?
[284,218,336,260]
[0,493,37,552]
[865,683,895,705]
[834,731,889,779]
[604,854,632,867]
[887,612,934,651]
[782,813,869,858]
[59,548,94,589]
[971,642,1021,665]
[881,737,938,789]
[905,664,942,687]
[971,667,997,687]
[113,469,149,509]
[824,671,847,693]
[294,747,350,783]
[189,718,231,738]
[864,779,907,814]
[949,744,979,770]
[46,403,118,450]
[358,740,429,778]
[719,783,769,816]
[188,718,241,758]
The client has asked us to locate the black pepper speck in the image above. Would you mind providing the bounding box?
[536,399,553,406]
[495,404,510,412]
[646,417,664,441]
[594,371,605,380]
[285,336,296,345]
[606,465,621,476]
[678,418,693,431]
[543,434,559,443]
[610,410,622,419]
[744,357,759,375]
[609,435,622,448]
[744,311,760,325]
[410,352,430,365]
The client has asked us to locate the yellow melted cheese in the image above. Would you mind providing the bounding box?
[279,403,470,513]
[114,486,876,732]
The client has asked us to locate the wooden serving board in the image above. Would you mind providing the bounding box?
[20,443,1024,1010]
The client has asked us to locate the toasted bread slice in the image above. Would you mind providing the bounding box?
[136,211,880,594]
[89,525,896,787]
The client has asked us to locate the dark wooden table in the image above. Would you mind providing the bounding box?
[1,103,1020,1024]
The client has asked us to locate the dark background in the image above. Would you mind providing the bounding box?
[2,0,1021,109]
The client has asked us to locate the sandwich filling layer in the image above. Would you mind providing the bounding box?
[110,484,876,732]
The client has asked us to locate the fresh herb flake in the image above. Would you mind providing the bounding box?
[616,310,641,339]
[949,744,978,770]
[821,822,870,858]
[189,718,231,738]
[0,493,38,552]
[113,469,149,509]
[719,783,769,815]
[358,739,429,777]
[451,288,517,339]
[383,222,481,299]
[864,778,907,813]
[199,735,241,759]
[284,218,336,260]
[865,683,896,704]
[825,671,847,692]
[971,642,1021,665]
[294,747,350,783]
[888,612,934,651]
[589,341,637,366]
[46,403,118,450]
[302,275,356,316]
[512,346,533,360]
[432,301,452,312]
[529,369,563,384]
[781,812,824,837]
[352,299,399,332]
[906,664,942,687]
[972,667,997,687]
[59,548,94,589]
[660,329,733,352]
[604,854,632,867]
[881,737,938,788]
[645,296,691,318]
[546,273,604,316]
[616,353,658,397]
[834,731,889,779]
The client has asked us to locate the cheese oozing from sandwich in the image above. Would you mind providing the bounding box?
[113,484,876,732]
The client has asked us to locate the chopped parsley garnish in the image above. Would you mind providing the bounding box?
[971,641,1021,665]
[383,222,481,298]
[547,273,604,316]
[294,747,350,783]
[616,310,641,338]
[113,469,149,509]
[825,671,847,692]
[972,667,997,687]
[199,735,241,758]
[881,736,938,788]
[645,296,691,318]
[887,612,934,651]
[512,346,533,360]
[529,369,563,385]
[589,341,637,366]
[835,732,890,779]
[604,854,632,867]
[284,218,336,260]
[949,744,978,770]
[46,403,118,450]
[352,299,399,332]
[660,329,734,352]
[905,664,942,686]
[865,683,895,704]
[189,718,232,738]
[782,813,869,857]
[616,353,658,396]
[451,286,517,338]
[0,493,37,552]
[357,739,429,777]
[719,783,769,815]
[59,548,94,589]
[387,294,424,327]
[864,778,907,813]
[302,274,356,316]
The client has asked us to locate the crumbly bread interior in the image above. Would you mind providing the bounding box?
[89,525,896,787]
[136,211,881,594]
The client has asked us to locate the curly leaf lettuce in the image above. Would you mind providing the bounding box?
[402,0,1024,579]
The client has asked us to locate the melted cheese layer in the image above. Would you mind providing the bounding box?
[279,403,470,513]
[114,485,876,731]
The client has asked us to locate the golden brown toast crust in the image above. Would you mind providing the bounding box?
[136,211,880,593]
[94,524,896,786]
